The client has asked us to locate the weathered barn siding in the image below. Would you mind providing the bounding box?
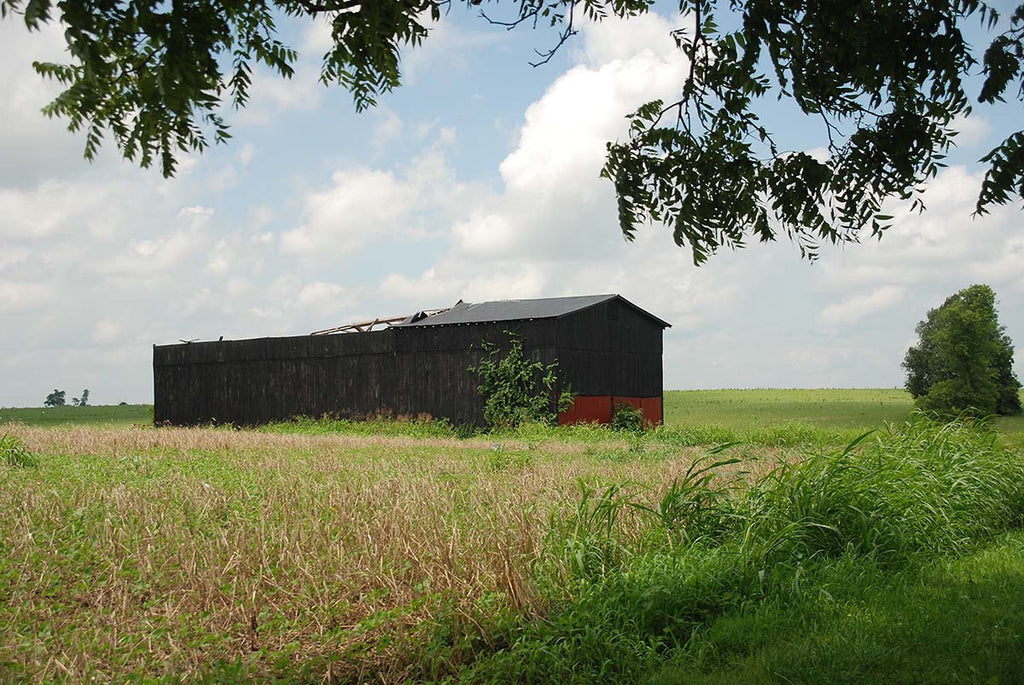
[153,295,667,427]
[392,320,557,425]
[555,298,664,398]
[154,331,396,425]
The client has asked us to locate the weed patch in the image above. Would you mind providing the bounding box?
[457,415,1024,682]
[259,413,463,439]
[1,434,38,468]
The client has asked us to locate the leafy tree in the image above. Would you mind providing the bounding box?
[605,0,1024,263]
[2,0,1021,262]
[72,389,90,407]
[903,284,1022,417]
[44,389,66,407]
[471,331,573,429]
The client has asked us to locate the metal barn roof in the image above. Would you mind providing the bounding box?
[399,294,670,328]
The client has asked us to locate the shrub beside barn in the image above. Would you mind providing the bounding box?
[153,294,669,427]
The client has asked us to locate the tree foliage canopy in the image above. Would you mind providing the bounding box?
[43,389,66,407]
[3,0,1022,262]
[903,284,1022,417]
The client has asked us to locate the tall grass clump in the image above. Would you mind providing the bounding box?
[1,434,38,468]
[749,414,1024,565]
[459,414,1024,683]
[259,413,465,438]
[650,423,739,447]
[638,452,744,546]
[649,422,884,451]
[542,481,638,584]
[746,421,845,448]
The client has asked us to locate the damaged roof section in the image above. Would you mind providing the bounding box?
[310,307,451,335]
[311,294,671,335]
[400,294,671,328]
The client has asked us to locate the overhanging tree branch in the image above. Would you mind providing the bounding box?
[1,0,1021,263]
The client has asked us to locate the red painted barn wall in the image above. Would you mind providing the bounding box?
[558,395,663,426]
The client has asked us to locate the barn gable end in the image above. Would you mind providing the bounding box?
[553,297,666,425]
[153,294,669,427]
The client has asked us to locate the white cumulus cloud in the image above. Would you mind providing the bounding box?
[819,286,907,326]
[279,168,410,255]
[450,13,688,261]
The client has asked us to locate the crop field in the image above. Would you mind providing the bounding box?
[666,388,1024,438]
[665,388,915,429]
[2,391,1024,682]
[0,404,151,428]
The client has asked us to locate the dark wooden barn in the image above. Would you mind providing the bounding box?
[153,294,670,427]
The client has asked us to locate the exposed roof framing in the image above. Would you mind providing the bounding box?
[310,294,670,335]
[310,307,452,335]
[398,294,671,328]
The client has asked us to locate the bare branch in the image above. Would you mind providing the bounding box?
[289,0,362,14]
[481,0,577,67]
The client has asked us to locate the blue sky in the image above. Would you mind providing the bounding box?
[0,6,1021,407]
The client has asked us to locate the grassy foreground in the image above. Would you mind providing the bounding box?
[2,414,1023,682]
[650,529,1024,684]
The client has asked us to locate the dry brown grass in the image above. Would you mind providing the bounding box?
[0,425,796,683]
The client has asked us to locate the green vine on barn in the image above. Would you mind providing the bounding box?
[471,331,574,430]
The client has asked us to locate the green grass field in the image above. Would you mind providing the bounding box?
[664,388,915,429]
[6,390,1022,436]
[665,387,1024,436]
[2,391,1024,682]
[0,404,151,427]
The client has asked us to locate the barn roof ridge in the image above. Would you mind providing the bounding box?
[398,293,670,328]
